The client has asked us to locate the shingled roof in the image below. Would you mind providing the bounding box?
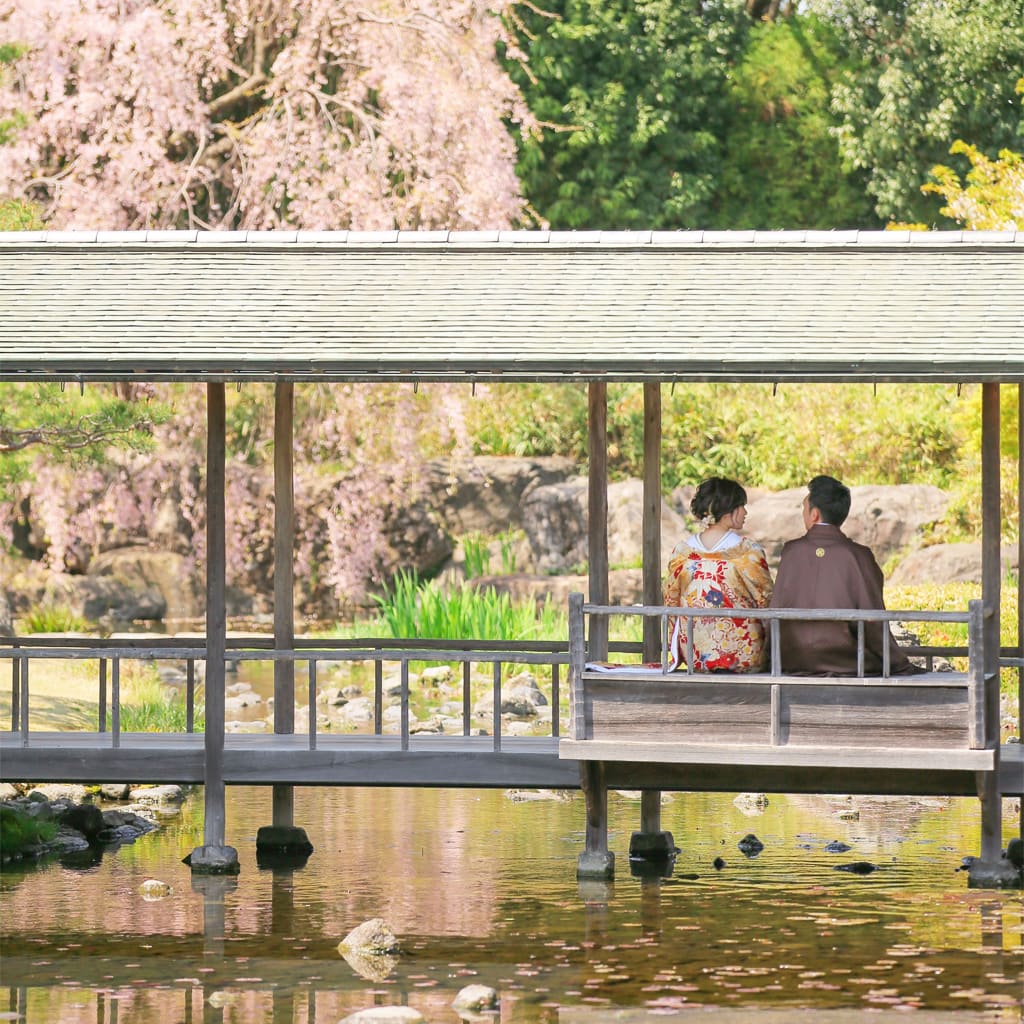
[1,230,1022,383]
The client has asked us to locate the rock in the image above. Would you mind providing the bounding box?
[410,716,445,734]
[521,477,589,574]
[426,455,577,535]
[340,1007,424,1024]
[99,783,131,801]
[50,825,91,853]
[890,542,1018,585]
[380,499,453,579]
[737,833,764,857]
[452,984,499,1012]
[139,878,173,899]
[0,783,18,800]
[713,856,726,870]
[59,803,106,841]
[29,783,87,803]
[469,568,643,608]
[746,484,949,566]
[504,789,575,802]
[824,840,853,853]
[339,918,400,955]
[420,665,453,685]
[340,949,401,982]
[473,692,537,719]
[504,671,548,707]
[835,861,878,874]
[608,479,689,570]
[1007,837,1023,872]
[128,785,184,805]
[521,477,687,575]
[342,685,363,698]
[89,548,201,620]
[733,792,768,816]
[340,698,375,724]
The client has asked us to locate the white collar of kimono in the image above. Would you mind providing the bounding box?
[687,529,743,554]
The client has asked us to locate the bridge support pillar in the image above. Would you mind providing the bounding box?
[629,790,677,867]
[578,760,614,879]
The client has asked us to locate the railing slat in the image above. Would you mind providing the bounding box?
[99,658,107,733]
[400,660,409,752]
[308,660,317,751]
[492,662,502,753]
[111,658,120,749]
[374,660,383,736]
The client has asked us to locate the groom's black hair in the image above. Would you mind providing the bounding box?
[807,475,851,527]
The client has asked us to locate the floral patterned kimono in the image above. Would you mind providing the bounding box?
[663,531,774,673]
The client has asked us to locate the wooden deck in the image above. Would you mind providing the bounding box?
[1,731,1019,795]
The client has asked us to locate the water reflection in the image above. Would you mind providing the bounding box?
[1,788,1021,1023]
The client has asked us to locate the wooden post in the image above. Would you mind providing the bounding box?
[640,382,663,840]
[577,759,614,879]
[978,382,1002,864]
[204,382,227,849]
[588,382,609,661]
[273,382,295,829]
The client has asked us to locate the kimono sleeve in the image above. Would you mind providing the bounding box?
[736,539,774,608]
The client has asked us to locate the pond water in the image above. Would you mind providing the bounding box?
[1,786,1022,1023]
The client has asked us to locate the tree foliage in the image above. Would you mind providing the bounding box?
[713,12,878,229]
[819,0,1024,225]
[505,0,747,229]
[0,0,532,230]
[924,141,1024,231]
[0,384,169,499]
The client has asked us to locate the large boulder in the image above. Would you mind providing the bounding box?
[471,568,643,609]
[890,543,1018,586]
[89,547,198,619]
[380,500,453,578]
[746,484,949,566]
[522,478,687,575]
[426,456,577,535]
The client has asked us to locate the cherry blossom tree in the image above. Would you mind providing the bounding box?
[0,0,532,230]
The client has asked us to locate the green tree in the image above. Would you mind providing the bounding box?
[505,0,748,229]
[714,13,880,228]
[0,384,169,501]
[819,0,1024,225]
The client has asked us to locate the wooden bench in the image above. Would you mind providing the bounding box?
[560,595,993,772]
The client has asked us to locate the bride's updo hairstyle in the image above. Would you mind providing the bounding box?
[690,477,747,527]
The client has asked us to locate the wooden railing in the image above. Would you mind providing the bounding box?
[568,595,991,755]
[1,636,597,751]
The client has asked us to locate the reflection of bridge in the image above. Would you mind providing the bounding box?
[1,230,1022,885]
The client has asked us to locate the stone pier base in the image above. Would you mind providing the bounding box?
[256,825,314,868]
[577,850,615,880]
[628,830,678,859]
[967,857,1022,889]
[185,844,241,875]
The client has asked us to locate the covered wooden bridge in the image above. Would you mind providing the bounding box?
[0,229,1022,884]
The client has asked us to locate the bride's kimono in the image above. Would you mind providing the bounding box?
[662,531,774,672]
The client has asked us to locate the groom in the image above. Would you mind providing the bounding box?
[769,475,921,676]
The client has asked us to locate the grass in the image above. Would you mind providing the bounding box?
[0,805,57,859]
[119,665,204,732]
[19,603,89,634]
[371,569,565,642]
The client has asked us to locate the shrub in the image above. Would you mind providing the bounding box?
[0,805,57,858]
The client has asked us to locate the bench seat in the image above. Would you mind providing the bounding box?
[562,668,986,769]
